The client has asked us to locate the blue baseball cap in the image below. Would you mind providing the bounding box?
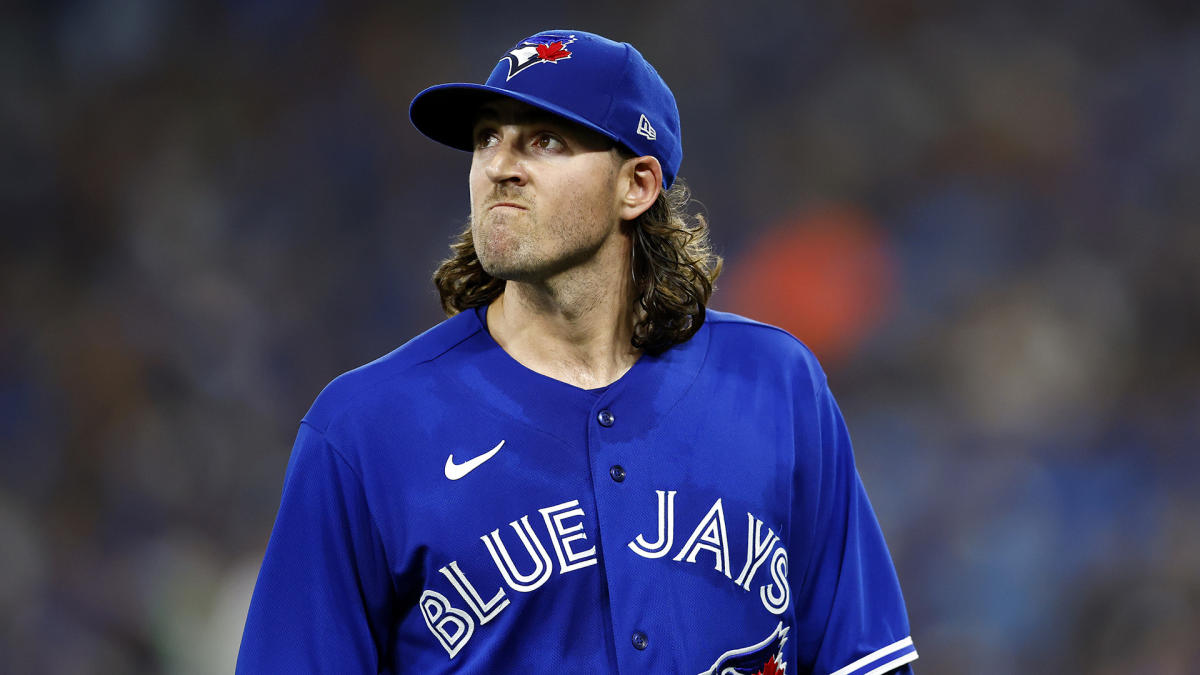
[409,30,682,188]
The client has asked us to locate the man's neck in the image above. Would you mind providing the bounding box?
[486,258,641,390]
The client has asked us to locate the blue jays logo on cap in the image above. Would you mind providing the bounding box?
[502,34,576,80]
[409,29,683,188]
[700,622,789,675]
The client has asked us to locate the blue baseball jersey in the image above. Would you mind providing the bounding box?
[238,308,917,674]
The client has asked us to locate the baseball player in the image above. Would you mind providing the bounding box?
[238,29,917,674]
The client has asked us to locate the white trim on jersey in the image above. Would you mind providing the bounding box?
[829,636,918,675]
[859,652,920,675]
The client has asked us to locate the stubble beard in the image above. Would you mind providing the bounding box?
[471,196,611,285]
[471,206,539,282]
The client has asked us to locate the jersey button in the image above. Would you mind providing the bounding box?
[631,631,648,650]
[609,465,626,482]
[597,409,615,427]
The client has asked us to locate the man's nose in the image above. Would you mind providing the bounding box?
[484,139,527,185]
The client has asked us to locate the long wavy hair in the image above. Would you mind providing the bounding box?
[433,179,723,355]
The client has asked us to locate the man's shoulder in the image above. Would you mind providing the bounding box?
[701,308,827,387]
[703,309,820,358]
[304,310,484,429]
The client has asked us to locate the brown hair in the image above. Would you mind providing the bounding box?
[433,179,722,355]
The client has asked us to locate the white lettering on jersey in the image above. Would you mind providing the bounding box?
[673,497,732,578]
[481,515,554,592]
[438,561,509,625]
[422,490,791,661]
[540,499,598,573]
[419,589,475,658]
[628,489,677,559]
[734,514,780,591]
[759,547,790,615]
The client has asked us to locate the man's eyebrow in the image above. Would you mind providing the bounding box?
[472,102,615,150]
[474,104,564,128]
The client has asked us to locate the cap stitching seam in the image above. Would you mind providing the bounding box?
[600,43,632,139]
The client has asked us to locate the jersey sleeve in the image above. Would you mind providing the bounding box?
[790,380,918,675]
[237,421,394,673]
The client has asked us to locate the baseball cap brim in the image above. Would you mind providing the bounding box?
[409,83,627,154]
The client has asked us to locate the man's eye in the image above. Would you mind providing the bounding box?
[474,131,499,149]
[533,134,564,151]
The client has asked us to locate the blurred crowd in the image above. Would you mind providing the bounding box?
[2,1,1198,672]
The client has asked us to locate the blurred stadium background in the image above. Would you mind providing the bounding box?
[2,1,1199,672]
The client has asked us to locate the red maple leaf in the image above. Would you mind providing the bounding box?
[752,655,783,675]
[536,41,571,62]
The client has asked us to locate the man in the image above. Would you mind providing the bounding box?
[238,29,917,674]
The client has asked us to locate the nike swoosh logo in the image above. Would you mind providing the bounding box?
[445,440,505,480]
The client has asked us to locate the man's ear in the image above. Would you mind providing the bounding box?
[617,155,663,221]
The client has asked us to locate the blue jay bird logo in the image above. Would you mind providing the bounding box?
[699,622,788,675]
[501,35,577,80]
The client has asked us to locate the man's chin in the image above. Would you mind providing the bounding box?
[479,258,562,284]
[480,246,599,284]
[478,256,531,282]
[481,266,539,284]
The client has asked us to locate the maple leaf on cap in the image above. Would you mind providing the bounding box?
[536,41,571,61]
[753,655,783,675]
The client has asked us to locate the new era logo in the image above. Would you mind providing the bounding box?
[636,114,657,141]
